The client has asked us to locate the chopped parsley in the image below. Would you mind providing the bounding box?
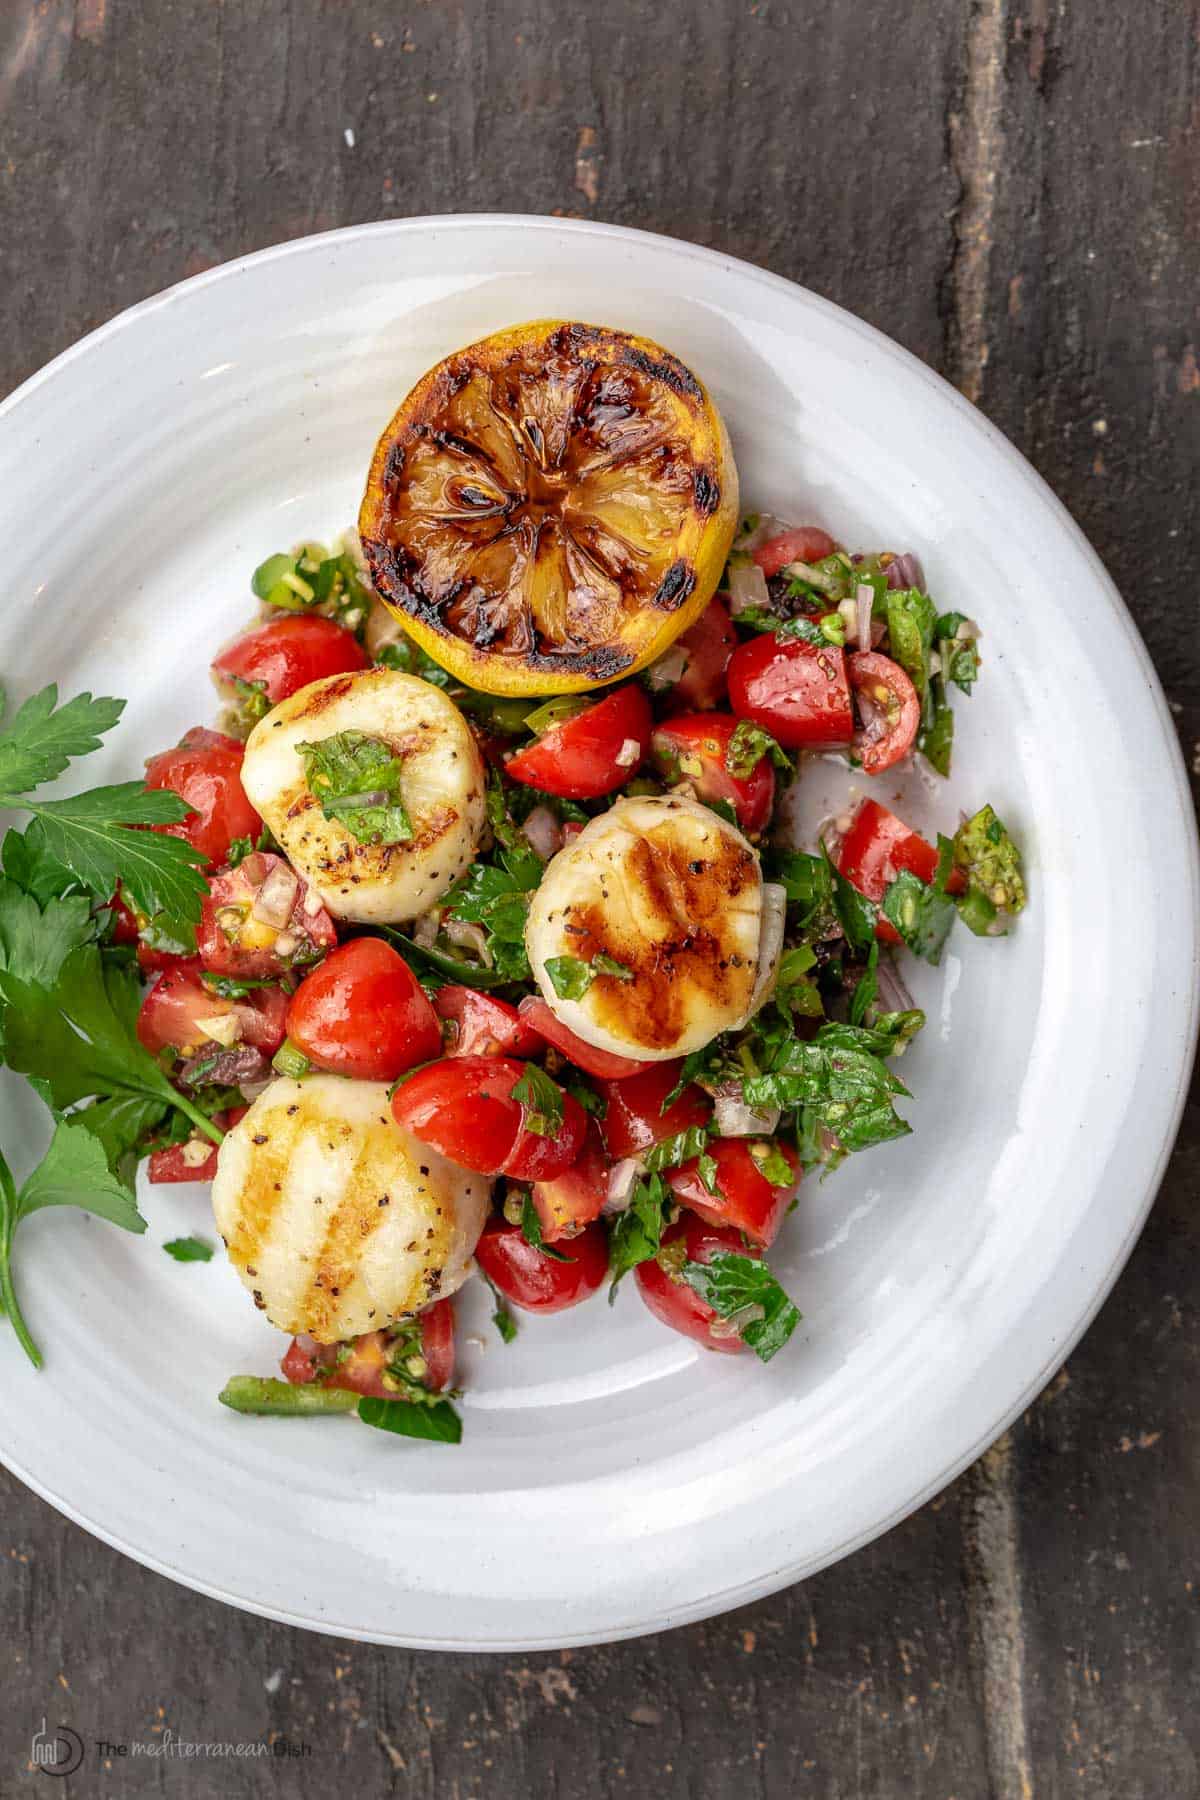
[681,1253,801,1362]
[512,1064,564,1137]
[725,720,793,780]
[954,805,1026,917]
[545,952,634,1000]
[297,731,412,845]
[163,1235,214,1263]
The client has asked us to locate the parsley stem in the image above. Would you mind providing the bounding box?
[170,1093,226,1147]
[0,1148,42,1367]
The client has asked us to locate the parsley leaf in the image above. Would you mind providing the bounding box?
[607,1172,669,1298]
[0,685,125,795]
[725,720,793,780]
[884,587,938,718]
[357,1395,463,1443]
[544,952,633,1000]
[0,881,98,989]
[512,1064,564,1137]
[823,843,878,954]
[480,1269,519,1343]
[954,805,1027,916]
[750,1141,794,1187]
[17,786,208,938]
[681,1252,801,1362]
[849,941,879,1027]
[297,731,413,845]
[0,947,222,1144]
[444,831,543,982]
[518,1191,573,1260]
[743,1020,913,1155]
[881,869,957,965]
[643,1123,715,1183]
[163,1235,214,1263]
[0,1119,146,1367]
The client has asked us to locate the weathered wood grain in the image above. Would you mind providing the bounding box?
[0,1,1197,1795]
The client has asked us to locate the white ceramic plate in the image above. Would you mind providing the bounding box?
[0,218,1195,1650]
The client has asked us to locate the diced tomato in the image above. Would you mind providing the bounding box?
[137,939,190,976]
[597,1061,711,1161]
[752,525,837,579]
[286,938,441,1081]
[727,633,854,750]
[111,894,140,945]
[664,597,736,710]
[436,985,544,1058]
[281,1299,455,1395]
[137,959,287,1057]
[847,650,920,775]
[517,996,648,1080]
[650,713,775,835]
[148,1105,248,1184]
[532,1120,610,1241]
[635,1214,760,1354]
[144,727,262,868]
[391,1056,586,1181]
[667,1138,798,1248]
[474,1217,608,1313]
[504,686,652,800]
[197,853,337,979]
[837,798,963,945]
[212,614,368,706]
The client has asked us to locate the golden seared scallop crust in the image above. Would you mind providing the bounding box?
[358,320,739,696]
[524,794,764,1061]
[212,1076,490,1342]
[240,666,486,925]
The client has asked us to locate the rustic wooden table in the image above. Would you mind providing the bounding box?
[1,2,1196,1794]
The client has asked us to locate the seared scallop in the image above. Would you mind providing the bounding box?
[524,793,766,1062]
[212,1075,490,1341]
[240,666,485,924]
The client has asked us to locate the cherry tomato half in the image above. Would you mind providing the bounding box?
[213,614,368,706]
[667,1138,798,1249]
[147,1105,248,1184]
[436,985,545,1059]
[635,1214,760,1354]
[598,1061,711,1161]
[286,938,441,1081]
[847,650,920,775]
[474,1217,608,1313]
[532,1120,611,1242]
[137,960,288,1057]
[727,633,853,750]
[517,996,648,1080]
[144,727,262,868]
[504,686,652,800]
[664,596,737,710]
[197,853,337,979]
[392,1056,586,1181]
[650,713,775,836]
[836,798,962,945]
[752,525,837,579]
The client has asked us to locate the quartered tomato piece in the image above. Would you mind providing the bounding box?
[667,1138,798,1249]
[144,727,261,868]
[635,1214,760,1354]
[197,853,337,978]
[597,1061,711,1161]
[436,985,544,1058]
[836,798,963,945]
[147,1106,249,1184]
[728,633,854,750]
[474,1217,608,1312]
[517,996,648,1080]
[213,614,368,709]
[137,959,288,1058]
[504,686,653,799]
[532,1120,611,1242]
[659,596,737,710]
[391,1056,585,1181]
[847,650,920,775]
[650,712,775,836]
[281,1298,456,1397]
[752,525,837,579]
[286,939,441,1081]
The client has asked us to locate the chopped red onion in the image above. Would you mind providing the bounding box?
[445,919,492,966]
[855,581,875,653]
[240,852,268,889]
[615,736,642,768]
[179,1045,270,1089]
[710,1303,765,1339]
[728,562,770,617]
[732,513,788,556]
[886,552,925,591]
[252,863,300,928]
[604,1158,644,1214]
[412,909,441,950]
[713,1087,780,1138]
[522,805,562,860]
[875,956,916,1014]
[645,645,688,691]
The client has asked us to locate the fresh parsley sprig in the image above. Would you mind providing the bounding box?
[297,731,412,845]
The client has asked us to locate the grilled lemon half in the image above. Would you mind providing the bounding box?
[358,320,738,696]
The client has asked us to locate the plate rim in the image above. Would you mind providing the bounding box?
[1,213,1196,1650]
